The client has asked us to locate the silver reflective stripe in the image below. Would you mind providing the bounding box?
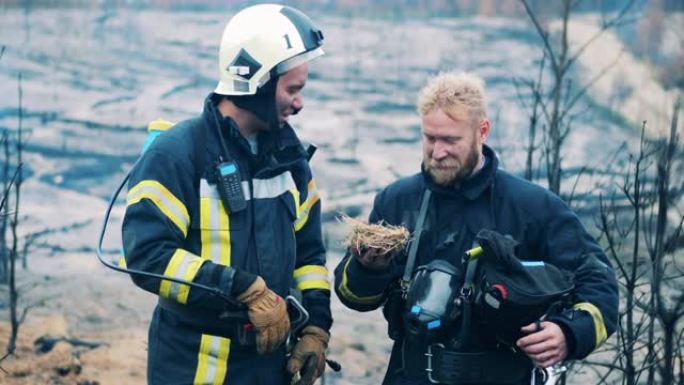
[200,172,296,203]
[207,196,223,264]
[200,180,222,263]
[294,272,327,285]
[193,334,231,384]
[252,171,296,200]
[203,336,220,382]
[200,178,249,202]
[168,251,194,299]
[200,179,220,199]
[199,179,231,265]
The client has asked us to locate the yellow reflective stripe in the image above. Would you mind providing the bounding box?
[338,257,383,305]
[159,249,206,304]
[147,119,174,132]
[289,188,301,219]
[199,189,231,266]
[294,180,320,232]
[193,334,231,385]
[574,302,608,348]
[294,265,328,278]
[216,200,230,266]
[118,255,127,269]
[293,265,330,291]
[200,196,212,261]
[195,181,233,382]
[127,180,189,237]
[298,280,331,291]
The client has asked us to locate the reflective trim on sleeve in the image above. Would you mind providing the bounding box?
[337,258,384,305]
[127,180,190,237]
[293,265,330,291]
[199,180,231,266]
[159,249,206,304]
[294,179,320,232]
[193,334,231,385]
[574,302,608,348]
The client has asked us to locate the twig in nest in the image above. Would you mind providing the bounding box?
[339,214,410,254]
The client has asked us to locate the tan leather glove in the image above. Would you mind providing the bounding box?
[237,276,290,355]
[286,325,330,385]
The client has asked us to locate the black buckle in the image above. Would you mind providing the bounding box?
[532,365,567,385]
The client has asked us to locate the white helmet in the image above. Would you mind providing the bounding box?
[214,4,325,96]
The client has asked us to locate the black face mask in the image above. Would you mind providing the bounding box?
[229,72,280,130]
[403,259,463,343]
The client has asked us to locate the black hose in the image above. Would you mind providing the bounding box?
[326,358,342,372]
[94,165,240,308]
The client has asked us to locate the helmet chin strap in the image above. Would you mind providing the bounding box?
[229,72,280,131]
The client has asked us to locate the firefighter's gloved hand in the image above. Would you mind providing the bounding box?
[287,325,330,385]
[352,245,395,271]
[237,276,290,354]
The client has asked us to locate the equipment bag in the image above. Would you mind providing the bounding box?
[472,229,575,345]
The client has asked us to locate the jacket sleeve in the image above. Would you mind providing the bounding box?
[290,174,332,333]
[122,146,251,311]
[540,194,619,360]
[333,190,399,312]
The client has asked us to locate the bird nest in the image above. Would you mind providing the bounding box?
[339,214,410,254]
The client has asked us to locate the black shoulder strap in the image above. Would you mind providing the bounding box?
[455,256,479,349]
[401,188,432,294]
[192,117,207,182]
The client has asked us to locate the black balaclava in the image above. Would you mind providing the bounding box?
[228,71,281,132]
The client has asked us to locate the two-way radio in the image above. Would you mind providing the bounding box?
[212,105,248,214]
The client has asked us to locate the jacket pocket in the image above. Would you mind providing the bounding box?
[280,191,298,224]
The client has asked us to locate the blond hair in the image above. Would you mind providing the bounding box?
[417,71,487,123]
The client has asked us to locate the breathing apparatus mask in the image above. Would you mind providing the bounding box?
[403,259,463,343]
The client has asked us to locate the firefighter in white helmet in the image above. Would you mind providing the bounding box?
[121,4,331,385]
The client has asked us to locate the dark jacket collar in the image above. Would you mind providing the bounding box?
[422,144,498,200]
[202,95,308,172]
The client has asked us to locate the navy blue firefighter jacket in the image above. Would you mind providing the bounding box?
[335,145,618,362]
[122,96,331,339]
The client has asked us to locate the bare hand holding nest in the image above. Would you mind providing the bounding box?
[339,215,410,271]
